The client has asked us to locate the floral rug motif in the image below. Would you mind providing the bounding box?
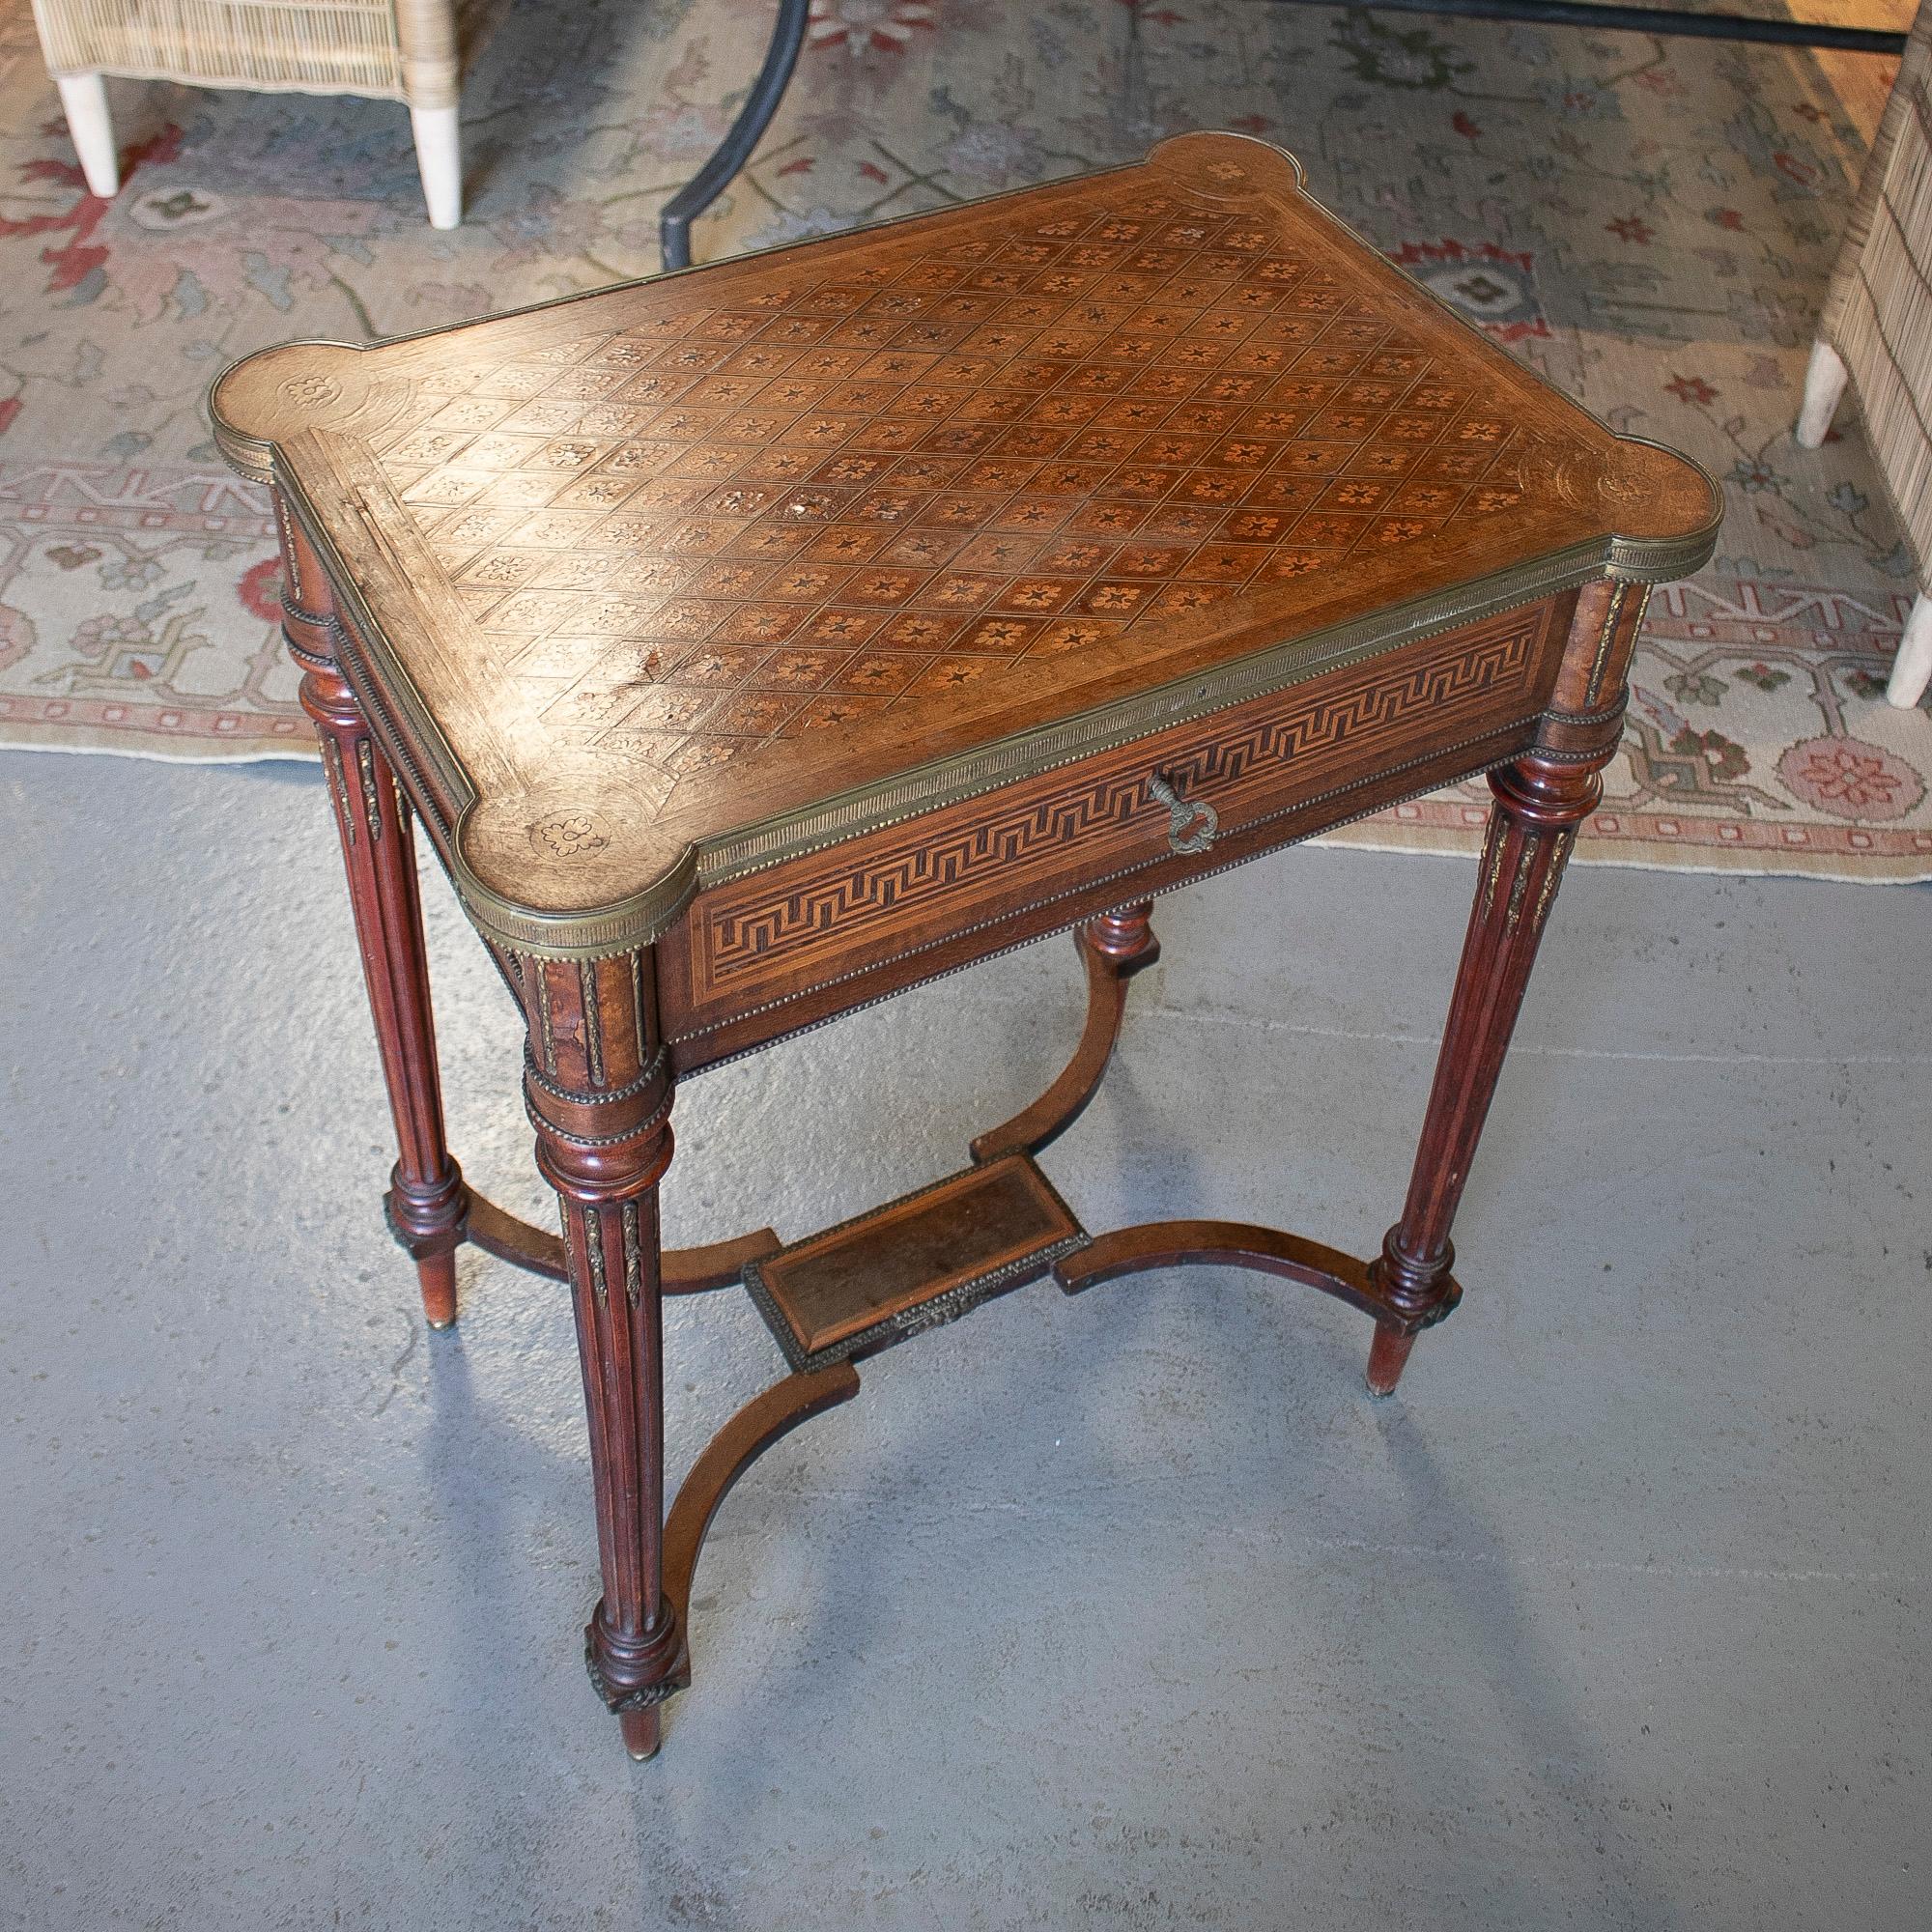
[0,0,1928,877]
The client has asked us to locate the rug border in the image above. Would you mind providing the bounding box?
[1312,823,1932,884]
[0,724,314,764]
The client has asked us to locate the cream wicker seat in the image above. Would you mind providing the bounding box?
[27,0,497,227]
[1797,0,1932,708]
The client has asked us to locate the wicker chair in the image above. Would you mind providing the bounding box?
[1797,0,1932,708]
[27,0,497,227]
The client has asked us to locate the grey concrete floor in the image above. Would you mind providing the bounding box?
[2,747,1928,1931]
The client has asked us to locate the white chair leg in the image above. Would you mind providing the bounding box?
[1795,339,1849,449]
[1886,593,1932,708]
[55,73,118,200]
[409,104,461,229]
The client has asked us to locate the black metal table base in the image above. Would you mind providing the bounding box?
[658,0,810,271]
[654,0,1903,274]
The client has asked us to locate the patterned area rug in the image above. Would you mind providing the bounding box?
[1,0,1928,879]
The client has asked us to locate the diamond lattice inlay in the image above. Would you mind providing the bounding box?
[366,184,1531,790]
[215,133,1716,927]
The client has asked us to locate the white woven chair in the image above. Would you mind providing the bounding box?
[1797,0,1932,708]
[27,0,497,227]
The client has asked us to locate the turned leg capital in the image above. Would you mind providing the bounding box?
[519,951,677,1192]
[529,1106,675,1206]
[1488,750,1605,830]
[1084,899,1160,969]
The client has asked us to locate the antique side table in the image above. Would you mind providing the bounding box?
[211,133,1719,1761]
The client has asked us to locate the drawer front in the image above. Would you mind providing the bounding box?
[661,596,1569,1042]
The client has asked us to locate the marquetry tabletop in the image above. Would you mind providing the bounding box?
[212,131,1715,958]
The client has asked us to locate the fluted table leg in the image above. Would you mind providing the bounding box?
[1365,748,1605,1394]
[520,946,684,1759]
[276,497,466,1326]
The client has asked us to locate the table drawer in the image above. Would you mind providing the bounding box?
[659,595,1571,1052]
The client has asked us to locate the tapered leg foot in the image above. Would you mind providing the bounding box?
[418,1249,458,1329]
[409,103,462,228]
[1795,339,1848,449]
[1887,593,1932,708]
[56,74,118,198]
[1365,1322,1415,1398]
[620,1705,662,1761]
